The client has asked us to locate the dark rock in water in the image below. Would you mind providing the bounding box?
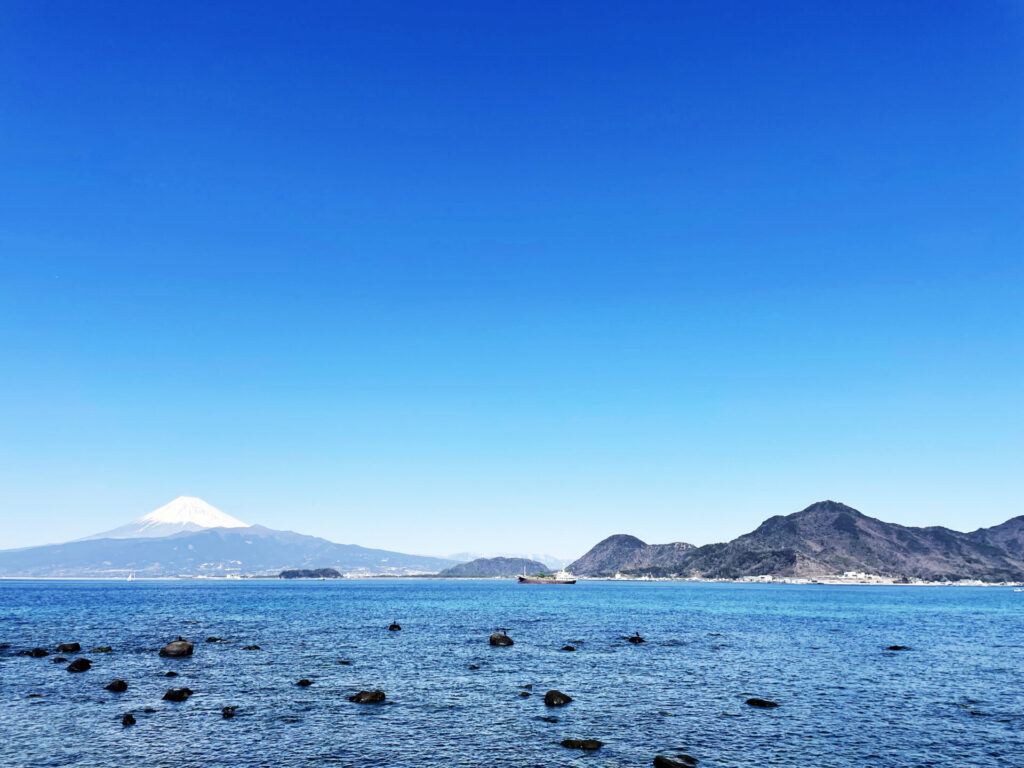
[143,708,156,713]
[26,693,42,698]
[52,657,67,663]
[519,691,531,697]
[105,679,128,692]
[627,632,645,644]
[540,715,558,723]
[489,632,514,646]
[348,689,386,704]
[654,756,698,768]
[89,646,112,653]
[205,637,225,643]
[388,621,402,631]
[159,639,194,657]
[66,658,91,673]
[297,678,313,687]
[222,706,236,719]
[242,645,261,651]
[887,645,910,651]
[338,660,352,665]
[561,739,603,750]
[468,664,480,670]
[561,645,576,652]
[121,713,136,727]
[25,648,49,658]
[745,697,778,708]
[164,671,179,677]
[544,689,573,707]
[56,643,81,654]
[162,688,193,702]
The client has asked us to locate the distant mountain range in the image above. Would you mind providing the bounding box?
[568,501,1024,582]
[7,497,1022,582]
[0,497,458,577]
[439,557,551,577]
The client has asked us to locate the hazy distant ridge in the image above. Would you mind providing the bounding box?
[439,557,550,577]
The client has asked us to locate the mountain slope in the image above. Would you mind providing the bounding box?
[567,535,696,577]
[0,525,457,577]
[439,557,550,577]
[569,501,1024,581]
[567,534,648,577]
[967,516,1024,555]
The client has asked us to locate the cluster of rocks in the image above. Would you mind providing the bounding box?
[12,622,809,757]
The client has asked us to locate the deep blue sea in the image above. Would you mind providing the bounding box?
[1,580,1022,768]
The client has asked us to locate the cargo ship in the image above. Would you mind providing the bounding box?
[517,569,576,585]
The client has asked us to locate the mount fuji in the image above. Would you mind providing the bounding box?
[82,496,250,540]
[0,496,460,578]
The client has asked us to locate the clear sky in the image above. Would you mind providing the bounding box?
[1,1,1021,558]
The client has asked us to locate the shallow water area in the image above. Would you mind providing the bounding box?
[1,580,1022,767]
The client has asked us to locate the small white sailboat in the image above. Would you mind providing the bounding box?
[126,571,135,582]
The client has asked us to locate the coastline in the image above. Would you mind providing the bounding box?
[2,575,1020,587]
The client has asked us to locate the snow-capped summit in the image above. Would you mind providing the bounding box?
[84,496,250,540]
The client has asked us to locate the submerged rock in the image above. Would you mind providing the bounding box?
[540,715,558,723]
[66,658,91,673]
[105,679,128,692]
[468,664,480,670]
[348,689,386,704]
[121,713,136,727]
[242,645,261,651]
[627,632,645,644]
[654,756,698,768]
[25,648,49,658]
[388,621,402,631]
[56,643,81,654]
[159,639,194,657]
[745,697,778,708]
[519,691,532,697]
[544,690,573,707]
[561,645,576,652]
[52,657,67,663]
[222,706,236,719]
[561,739,603,751]
[297,678,313,687]
[338,660,352,665]
[164,671,179,677]
[887,645,910,651]
[489,632,514,647]
[162,688,194,702]
[89,646,112,653]
[205,637,225,643]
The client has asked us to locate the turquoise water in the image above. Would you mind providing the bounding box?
[1,580,1022,767]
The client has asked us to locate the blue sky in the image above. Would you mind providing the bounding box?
[1,1,1021,557]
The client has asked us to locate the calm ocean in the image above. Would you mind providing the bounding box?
[1,580,1021,767]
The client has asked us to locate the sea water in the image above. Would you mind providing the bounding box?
[1,580,1021,767]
